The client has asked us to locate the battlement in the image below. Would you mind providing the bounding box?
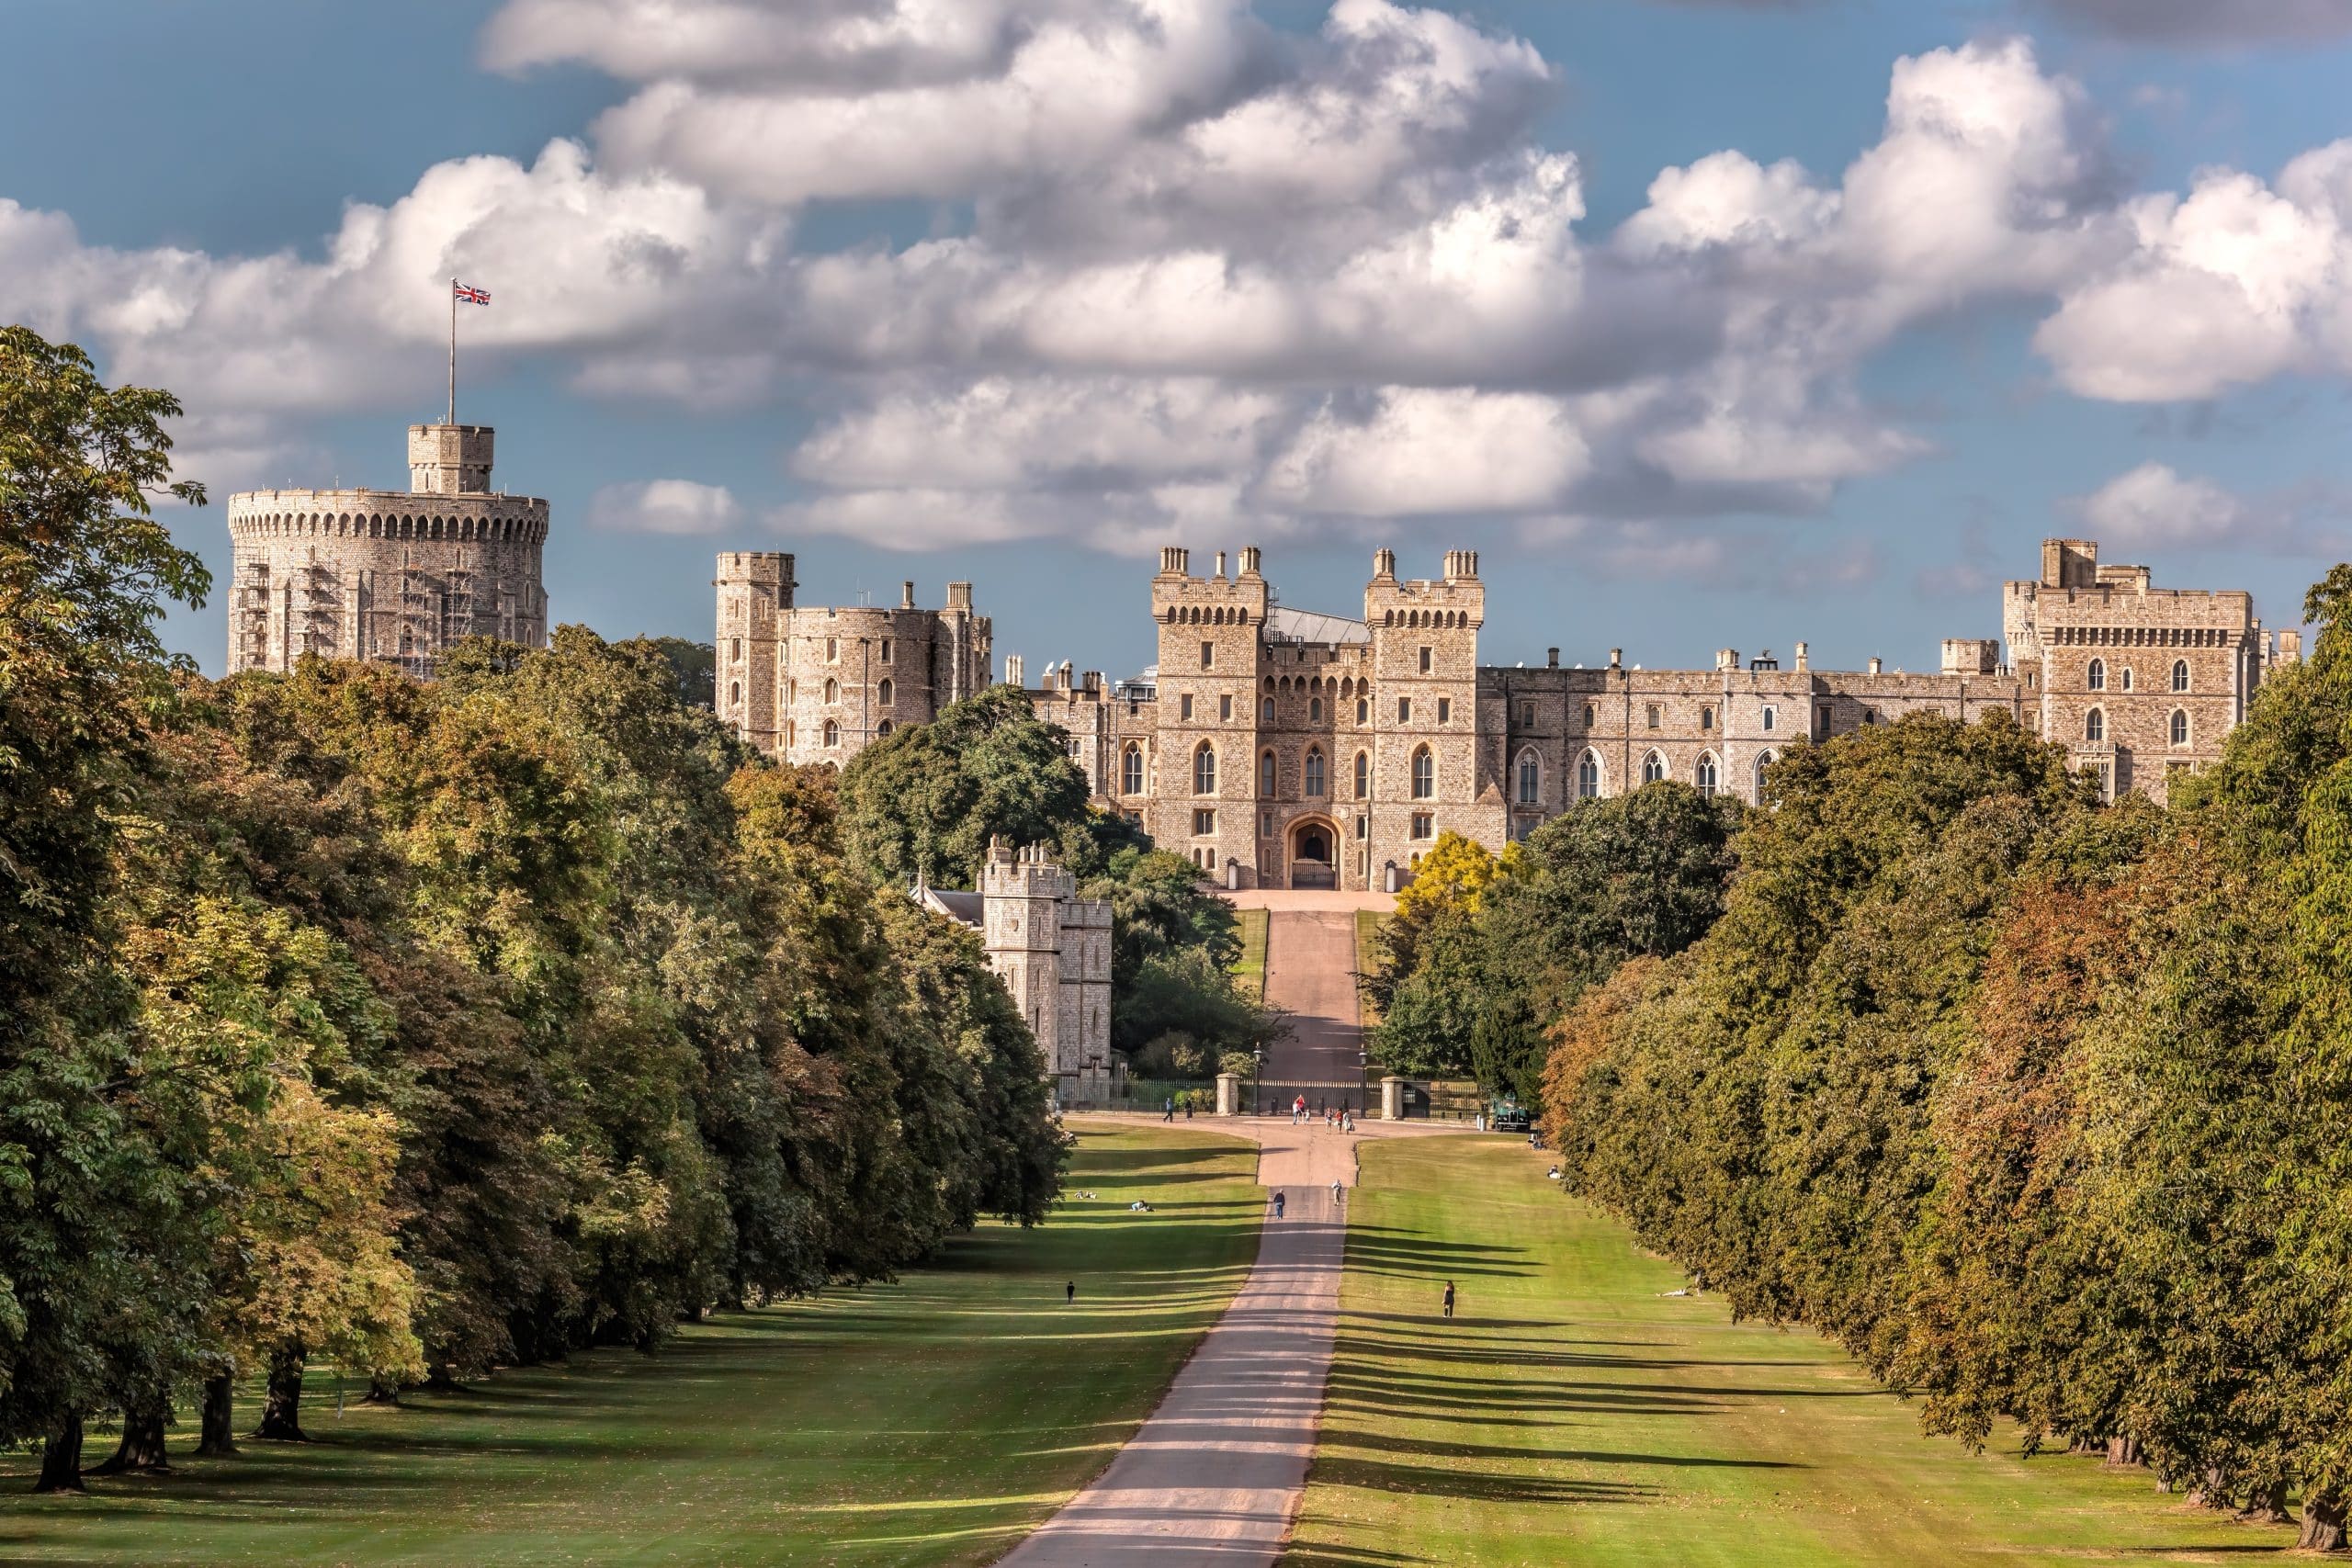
[1365,548,1485,626]
[407,423,496,495]
[717,551,795,591]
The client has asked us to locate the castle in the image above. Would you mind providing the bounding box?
[226,422,549,675]
[919,840,1114,1106]
[712,553,992,763]
[1014,539,2291,892]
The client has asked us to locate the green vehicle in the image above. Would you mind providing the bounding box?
[1488,1097,1531,1133]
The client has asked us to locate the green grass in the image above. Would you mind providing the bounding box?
[1289,1136,2294,1567]
[1233,907,1269,999]
[1354,908,1386,1024]
[0,1125,1262,1567]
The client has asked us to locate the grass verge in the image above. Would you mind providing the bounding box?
[0,1126,1261,1567]
[1287,1135,2294,1567]
[1353,908,1386,1026]
[1233,907,1270,999]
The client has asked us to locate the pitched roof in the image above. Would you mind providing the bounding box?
[1265,605,1369,646]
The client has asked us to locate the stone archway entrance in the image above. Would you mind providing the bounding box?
[1289,817,1339,890]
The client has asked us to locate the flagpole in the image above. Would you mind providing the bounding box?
[447,278,457,425]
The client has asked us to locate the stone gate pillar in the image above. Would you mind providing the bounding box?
[1216,1072,1239,1117]
[1380,1075,1406,1122]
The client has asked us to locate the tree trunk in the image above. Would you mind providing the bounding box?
[254,1347,308,1442]
[196,1375,237,1458]
[2298,1493,2348,1552]
[89,1405,171,1474]
[2105,1435,2142,1468]
[34,1414,85,1494]
[425,1351,458,1391]
[2185,1467,2232,1511]
[364,1376,401,1405]
[2241,1480,2291,1525]
[2069,1434,2103,1456]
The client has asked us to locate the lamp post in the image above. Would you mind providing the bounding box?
[1357,1047,1369,1118]
[1252,1044,1263,1117]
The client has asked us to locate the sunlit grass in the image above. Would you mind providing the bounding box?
[0,1126,1261,1567]
[1234,907,1270,998]
[1287,1136,2295,1567]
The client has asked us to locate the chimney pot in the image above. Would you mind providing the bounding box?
[1546,648,1559,669]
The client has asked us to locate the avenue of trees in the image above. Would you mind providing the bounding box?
[0,329,1076,1492]
[1367,581,2352,1549]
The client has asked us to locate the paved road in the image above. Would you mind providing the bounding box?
[1261,909,1368,1094]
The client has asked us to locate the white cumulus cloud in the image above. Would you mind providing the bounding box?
[588,478,746,534]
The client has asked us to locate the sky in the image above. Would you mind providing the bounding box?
[8,0,2352,681]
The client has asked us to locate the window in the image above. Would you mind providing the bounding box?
[2121,666,2134,693]
[1701,705,1715,731]
[1411,812,1433,840]
[1356,697,1369,724]
[1306,749,1327,796]
[2087,658,2105,692]
[1353,751,1370,799]
[1816,705,1832,737]
[1642,751,1665,784]
[1515,750,1540,805]
[1193,743,1217,795]
[730,637,742,661]
[1578,750,1600,800]
[786,720,795,747]
[879,639,891,664]
[826,637,839,661]
[1411,745,1435,799]
[1193,808,1216,835]
[1696,753,1718,799]
[728,680,741,707]
[1582,704,1597,728]
[1310,697,1323,721]
[876,719,893,737]
[822,719,841,747]
[2170,708,2190,746]
[1122,743,1144,795]
[1419,646,1433,673]
[1437,697,1452,724]
[1261,697,1275,721]
[1520,702,1534,726]
[2173,659,2190,694]
[1645,704,1661,729]
[2086,707,2105,743]
[1262,812,1273,837]
[1756,750,1777,804]
[1181,694,1195,721]
[1761,705,1776,733]
[1221,694,1234,721]
[1398,697,1412,722]
[1260,751,1277,796]
[823,677,839,704]
[1355,816,1368,840]
[876,678,892,705]
[1201,640,1215,670]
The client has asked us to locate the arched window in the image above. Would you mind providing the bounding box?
[2087,658,2105,693]
[1194,742,1217,795]
[1122,743,1144,795]
[1305,748,1327,797]
[1411,746,1434,799]
[1353,751,1370,799]
[2086,707,2105,743]
[1761,705,1776,733]
[2120,667,2134,694]
[1260,750,1277,797]
[1309,696,1322,722]
[1700,706,1715,732]
[877,678,892,705]
[1642,751,1666,784]
[1515,750,1540,806]
[2172,659,2190,693]
[1577,750,1600,800]
[1696,753,1719,799]
[1262,697,1275,722]
[2170,708,2189,746]
[824,677,840,704]
[822,719,841,747]
[1356,697,1369,724]
[728,681,741,707]
[1756,750,1777,804]
[876,719,893,737]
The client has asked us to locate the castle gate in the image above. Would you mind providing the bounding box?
[1287,816,1340,891]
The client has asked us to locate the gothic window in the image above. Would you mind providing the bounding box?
[1696,753,1719,799]
[876,678,892,705]
[1761,705,1776,732]
[2173,659,2190,693]
[1701,706,1715,731]
[1310,696,1323,721]
[1756,750,1777,805]
[1356,698,1369,724]
[728,681,741,707]
[1261,697,1275,721]
[1354,750,1370,799]
[1260,750,1277,796]
[1123,743,1144,795]
[1265,676,1277,694]
[1194,742,1217,795]
[879,639,891,664]
[2087,658,2105,692]
[1578,750,1600,800]
[2121,666,2135,693]
[1645,704,1660,729]
[2170,708,2190,746]
[1306,748,1327,797]
[1582,704,1597,728]
[1515,750,1540,806]
[826,637,839,661]
[2086,707,2105,743]
[1642,750,1666,784]
[1411,745,1434,799]
[824,677,840,704]
[822,719,841,747]
[1419,646,1432,673]
[876,719,893,737]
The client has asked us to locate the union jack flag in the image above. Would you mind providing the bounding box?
[453,281,491,305]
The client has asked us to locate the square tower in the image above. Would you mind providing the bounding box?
[1363,549,1504,880]
[715,552,795,752]
[1148,547,1270,885]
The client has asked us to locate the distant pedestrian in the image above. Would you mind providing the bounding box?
[1442,1280,1455,1319]
[1273,1191,1286,1220]
[1329,1179,1341,1204]
[1066,1280,1076,1305]
[1163,1097,1174,1122]
[1184,1101,1193,1120]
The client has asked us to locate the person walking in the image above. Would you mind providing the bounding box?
[1066,1280,1076,1305]
[1442,1280,1456,1319]
[1162,1096,1174,1122]
[1329,1179,1341,1205]
[1273,1190,1286,1220]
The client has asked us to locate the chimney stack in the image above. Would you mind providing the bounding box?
[1373,548,1396,580]
[900,580,915,609]
[1215,550,1227,580]
[1608,648,1623,670]
[1794,641,1809,671]
[1006,654,1025,687]
[1546,648,1559,669]
[1868,656,1883,676]
[1239,546,1262,577]
[1159,547,1191,577]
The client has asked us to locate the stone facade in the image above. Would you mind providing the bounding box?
[919,840,1114,1106]
[226,423,549,676]
[714,554,991,766]
[1022,538,2292,890]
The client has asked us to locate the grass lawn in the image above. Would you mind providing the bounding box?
[0,1125,1261,1567]
[1233,907,1270,999]
[1289,1136,2295,1567]
[1353,909,1385,1024]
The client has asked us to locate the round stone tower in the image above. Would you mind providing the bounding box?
[225,423,549,677]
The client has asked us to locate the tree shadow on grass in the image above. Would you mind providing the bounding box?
[1307,1453,1664,1506]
